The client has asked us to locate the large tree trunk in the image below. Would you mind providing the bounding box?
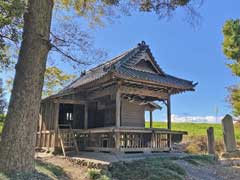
[0,0,53,172]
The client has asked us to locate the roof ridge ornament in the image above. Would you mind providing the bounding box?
[80,70,86,77]
[138,41,148,49]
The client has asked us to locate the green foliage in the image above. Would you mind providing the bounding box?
[5,66,76,98]
[222,19,240,62]
[88,168,110,180]
[58,0,196,26]
[228,86,240,116]
[222,19,240,116]
[227,63,240,76]
[88,169,102,180]
[43,66,76,97]
[0,0,25,70]
[0,0,25,29]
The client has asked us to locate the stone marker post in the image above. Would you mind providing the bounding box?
[207,127,215,155]
[222,114,237,152]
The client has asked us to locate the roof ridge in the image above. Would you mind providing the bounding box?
[88,47,136,72]
[113,41,165,75]
[57,41,196,94]
[59,46,139,92]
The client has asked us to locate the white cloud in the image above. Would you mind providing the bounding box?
[171,114,223,123]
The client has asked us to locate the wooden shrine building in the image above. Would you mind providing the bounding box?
[36,41,196,155]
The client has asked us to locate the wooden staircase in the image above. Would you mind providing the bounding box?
[58,124,79,156]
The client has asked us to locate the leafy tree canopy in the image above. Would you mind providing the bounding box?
[6,66,76,98]
[43,66,76,97]
[0,0,25,70]
[222,19,240,62]
[222,19,240,116]
[228,86,240,116]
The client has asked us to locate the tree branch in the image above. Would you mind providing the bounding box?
[51,44,90,65]
[0,34,16,42]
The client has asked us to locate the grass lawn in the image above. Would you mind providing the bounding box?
[0,160,67,180]
[145,122,240,141]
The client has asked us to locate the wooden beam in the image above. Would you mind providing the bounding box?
[88,85,117,100]
[167,97,171,130]
[84,103,88,129]
[54,99,86,105]
[114,73,191,92]
[119,86,168,99]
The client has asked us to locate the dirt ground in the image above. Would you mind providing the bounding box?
[37,153,240,180]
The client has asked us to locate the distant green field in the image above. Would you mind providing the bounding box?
[0,121,239,141]
[145,122,240,141]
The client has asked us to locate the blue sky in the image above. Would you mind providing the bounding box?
[1,1,240,123]
[89,0,240,122]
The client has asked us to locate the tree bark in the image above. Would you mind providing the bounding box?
[0,0,53,172]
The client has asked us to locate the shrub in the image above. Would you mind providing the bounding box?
[184,136,208,154]
[185,143,202,154]
[88,169,101,180]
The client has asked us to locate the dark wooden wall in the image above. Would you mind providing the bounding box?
[121,99,145,127]
[58,103,85,129]
[38,100,56,131]
[88,95,116,128]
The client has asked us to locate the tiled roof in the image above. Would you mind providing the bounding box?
[61,41,196,93]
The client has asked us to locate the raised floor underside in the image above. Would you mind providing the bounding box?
[36,126,187,155]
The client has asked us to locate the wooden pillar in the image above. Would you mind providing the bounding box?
[84,103,88,129]
[207,127,215,155]
[167,97,171,130]
[149,110,153,128]
[116,90,121,128]
[115,132,121,151]
[167,97,171,149]
[53,102,59,151]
